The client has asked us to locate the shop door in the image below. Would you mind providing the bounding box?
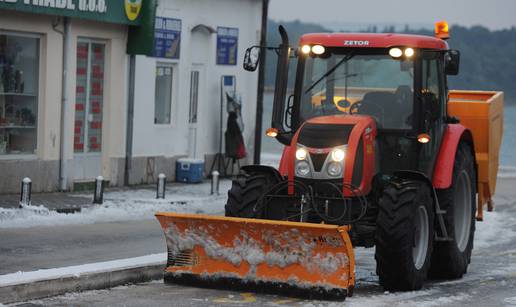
[188,65,203,158]
[73,40,105,180]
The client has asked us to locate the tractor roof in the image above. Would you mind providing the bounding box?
[299,33,448,50]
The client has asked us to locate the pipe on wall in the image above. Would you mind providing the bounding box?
[58,17,72,191]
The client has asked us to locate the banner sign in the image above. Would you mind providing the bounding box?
[216,27,238,65]
[153,17,181,59]
[0,0,144,25]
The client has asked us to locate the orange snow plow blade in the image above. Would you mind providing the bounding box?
[155,212,355,298]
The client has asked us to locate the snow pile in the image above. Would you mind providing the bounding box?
[0,253,166,287]
[0,181,231,229]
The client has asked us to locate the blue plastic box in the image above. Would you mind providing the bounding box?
[176,158,204,183]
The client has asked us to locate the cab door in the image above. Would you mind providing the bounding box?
[418,51,446,176]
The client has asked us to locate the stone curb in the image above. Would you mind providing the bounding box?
[0,264,164,304]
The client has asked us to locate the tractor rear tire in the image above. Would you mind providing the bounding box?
[375,179,434,291]
[225,170,278,218]
[429,142,476,279]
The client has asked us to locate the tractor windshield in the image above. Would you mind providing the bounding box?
[300,51,414,129]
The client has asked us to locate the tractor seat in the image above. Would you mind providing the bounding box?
[358,91,396,127]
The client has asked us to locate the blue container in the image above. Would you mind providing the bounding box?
[176,158,204,183]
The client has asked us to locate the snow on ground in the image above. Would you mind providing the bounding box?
[498,165,516,178]
[474,205,516,249]
[0,180,231,229]
[0,253,166,287]
[336,291,471,307]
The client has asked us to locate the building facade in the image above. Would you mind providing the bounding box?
[0,0,263,193]
[128,0,262,184]
[0,1,147,193]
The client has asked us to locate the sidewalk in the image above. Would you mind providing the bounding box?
[0,191,92,213]
[0,181,213,213]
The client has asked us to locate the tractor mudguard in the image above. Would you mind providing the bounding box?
[241,165,284,181]
[155,212,355,298]
[432,124,474,189]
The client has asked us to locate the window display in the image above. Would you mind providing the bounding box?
[0,33,39,155]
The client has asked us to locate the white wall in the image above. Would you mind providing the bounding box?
[132,0,262,161]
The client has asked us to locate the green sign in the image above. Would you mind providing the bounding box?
[126,0,157,56]
[0,0,144,25]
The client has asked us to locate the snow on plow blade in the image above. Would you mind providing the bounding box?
[155,212,355,298]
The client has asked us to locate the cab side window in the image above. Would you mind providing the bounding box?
[422,57,441,119]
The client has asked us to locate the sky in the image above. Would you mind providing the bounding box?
[269,0,516,31]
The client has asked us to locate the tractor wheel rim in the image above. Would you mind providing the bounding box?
[454,169,472,252]
[412,205,429,270]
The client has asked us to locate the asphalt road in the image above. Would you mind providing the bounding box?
[0,220,165,275]
[6,178,516,306]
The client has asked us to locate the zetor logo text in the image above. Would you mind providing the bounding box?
[344,40,370,46]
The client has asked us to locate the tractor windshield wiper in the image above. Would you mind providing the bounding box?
[304,52,355,94]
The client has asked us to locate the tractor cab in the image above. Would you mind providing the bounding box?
[245,26,461,180]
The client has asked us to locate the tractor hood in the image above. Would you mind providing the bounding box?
[285,115,377,196]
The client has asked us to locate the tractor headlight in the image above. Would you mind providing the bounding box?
[330,148,345,162]
[295,148,308,160]
[327,162,343,177]
[296,161,311,177]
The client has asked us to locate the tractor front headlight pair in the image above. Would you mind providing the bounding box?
[327,162,343,177]
[327,148,345,177]
[296,160,311,177]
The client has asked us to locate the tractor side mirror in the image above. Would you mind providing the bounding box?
[243,46,260,71]
[445,49,460,75]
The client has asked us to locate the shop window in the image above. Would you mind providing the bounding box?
[154,64,173,124]
[0,33,39,155]
[189,71,199,124]
[74,41,105,153]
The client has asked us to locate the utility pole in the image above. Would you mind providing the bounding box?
[253,0,269,165]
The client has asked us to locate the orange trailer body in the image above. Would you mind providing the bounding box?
[448,90,504,218]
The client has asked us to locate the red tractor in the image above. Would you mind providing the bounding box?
[156,22,503,297]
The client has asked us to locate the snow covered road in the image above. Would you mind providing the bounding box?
[3,177,516,306]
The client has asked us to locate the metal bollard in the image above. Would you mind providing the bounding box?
[211,171,220,195]
[93,176,104,204]
[156,173,166,199]
[19,177,32,208]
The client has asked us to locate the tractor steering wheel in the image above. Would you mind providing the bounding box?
[349,101,361,114]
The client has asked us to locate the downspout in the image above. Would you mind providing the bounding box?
[58,17,71,191]
[253,0,269,165]
[124,54,136,186]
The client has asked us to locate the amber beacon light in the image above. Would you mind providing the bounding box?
[435,21,450,39]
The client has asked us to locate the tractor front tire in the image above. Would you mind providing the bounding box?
[225,170,278,218]
[375,179,435,291]
[429,142,476,279]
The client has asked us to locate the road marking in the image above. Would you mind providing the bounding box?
[213,292,257,304]
[272,298,301,305]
